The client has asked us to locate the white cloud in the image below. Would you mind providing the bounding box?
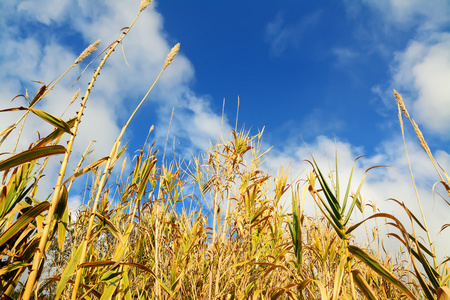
[356,0,450,140]
[0,0,231,201]
[17,0,71,25]
[411,37,450,133]
[362,0,450,33]
[328,0,450,259]
[390,33,450,137]
[263,134,450,260]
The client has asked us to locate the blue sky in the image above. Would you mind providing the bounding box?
[1,1,450,254]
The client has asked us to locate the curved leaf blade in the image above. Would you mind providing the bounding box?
[348,245,417,300]
[0,145,66,172]
[30,108,73,135]
[35,117,77,147]
[63,156,109,185]
[0,201,50,247]
[54,241,85,300]
[352,269,378,300]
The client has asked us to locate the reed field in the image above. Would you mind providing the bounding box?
[1,1,450,299]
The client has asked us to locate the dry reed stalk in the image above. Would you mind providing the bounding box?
[28,10,158,300]
[394,90,444,183]
[21,39,107,300]
[70,40,179,299]
[394,90,439,275]
[154,183,163,299]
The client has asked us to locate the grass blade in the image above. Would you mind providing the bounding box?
[0,201,50,247]
[0,145,66,172]
[54,241,86,300]
[332,254,347,300]
[348,245,417,300]
[63,156,109,185]
[35,117,77,147]
[30,108,73,135]
[351,269,378,300]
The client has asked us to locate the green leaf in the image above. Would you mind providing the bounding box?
[54,185,68,221]
[0,145,66,172]
[101,270,122,282]
[332,254,347,300]
[30,108,73,135]
[121,268,132,300]
[35,117,77,147]
[29,84,47,106]
[409,258,435,300]
[100,275,121,300]
[136,156,157,201]
[351,269,378,300]
[0,261,31,276]
[54,241,86,300]
[348,245,417,300]
[0,201,50,247]
[57,205,68,251]
[153,275,173,296]
[312,159,342,223]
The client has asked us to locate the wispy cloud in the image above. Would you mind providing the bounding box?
[332,47,360,67]
[264,10,322,56]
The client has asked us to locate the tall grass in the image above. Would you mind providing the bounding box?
[1,2,449,299]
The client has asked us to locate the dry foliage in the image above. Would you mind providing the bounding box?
[0,3,449,300]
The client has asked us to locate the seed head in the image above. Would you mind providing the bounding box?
[70,90,80,106]
[393,89,410,120]
[140,0,153,12]
[163,43,180,70]
[75,40,101,65]
[412,119,432,157]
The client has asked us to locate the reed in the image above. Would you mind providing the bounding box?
[0,3,449,300]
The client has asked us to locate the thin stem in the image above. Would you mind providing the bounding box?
[22,12,142,300]
[398,106,437,269]
[69,14,172,299]
[22,44,105,300]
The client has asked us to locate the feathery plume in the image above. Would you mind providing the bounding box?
[393,89,411,120]
[70,89,80,106]
[163,43,180,70]
[412,119,432,158]
[395,90,433,160]
[74,40,101,65]
[140,0,153,12]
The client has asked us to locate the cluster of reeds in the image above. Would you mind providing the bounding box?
[1,2,449,299]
